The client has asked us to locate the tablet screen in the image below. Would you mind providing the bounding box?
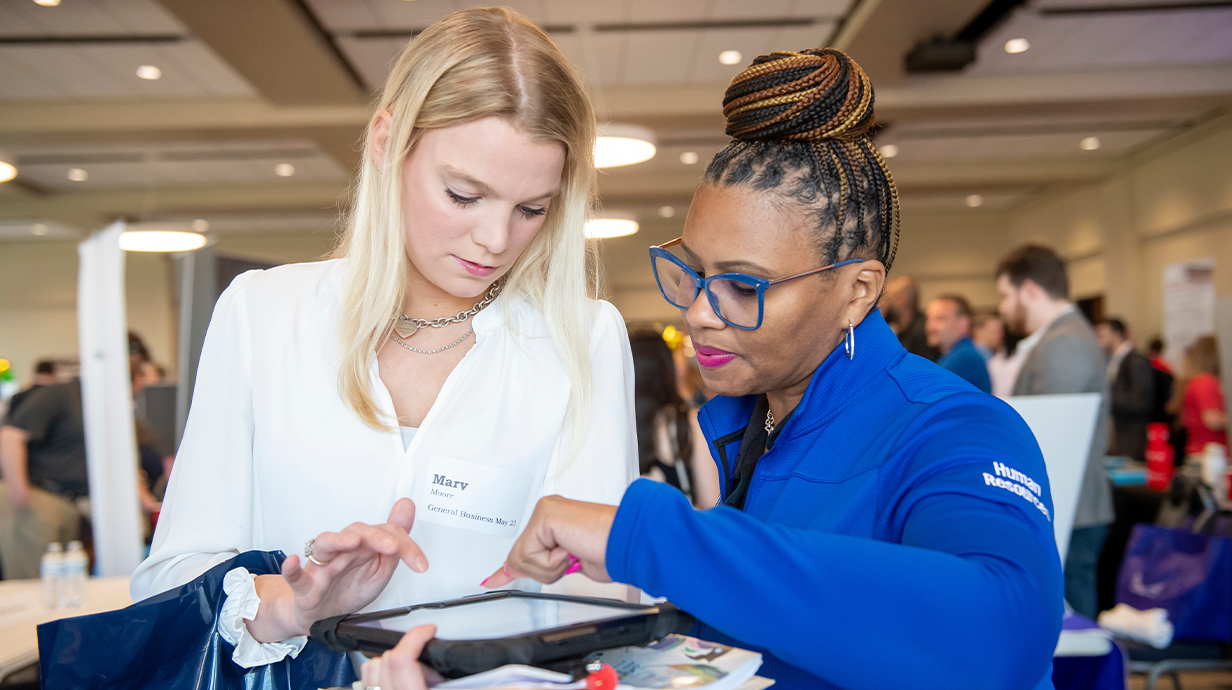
[354,596,640,640]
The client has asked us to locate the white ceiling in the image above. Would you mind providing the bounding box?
[0,0,184,37]
[971,4,1232,74]
[7,140,348,190]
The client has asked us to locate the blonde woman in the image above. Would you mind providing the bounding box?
[130,7,637,668]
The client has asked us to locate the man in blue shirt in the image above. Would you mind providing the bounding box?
[926,294,992,393]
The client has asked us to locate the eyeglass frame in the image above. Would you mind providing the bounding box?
[648,237,866,331]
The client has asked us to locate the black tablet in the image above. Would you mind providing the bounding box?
[310,590,694,678]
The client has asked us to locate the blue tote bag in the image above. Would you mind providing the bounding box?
[1116,523,1232,641]
[37,550,357,689]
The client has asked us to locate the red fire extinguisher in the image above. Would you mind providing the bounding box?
[1146,422,1174,491]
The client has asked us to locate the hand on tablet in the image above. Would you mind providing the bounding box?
[248,498,429,642]
[481,495,617,588]
[361,624,443,690]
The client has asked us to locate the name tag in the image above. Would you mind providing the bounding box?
[417,455,535,538]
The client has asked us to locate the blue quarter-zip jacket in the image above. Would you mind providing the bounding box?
[605,309,1063,690]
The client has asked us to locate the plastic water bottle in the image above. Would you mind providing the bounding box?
[63,540,87,607]
[1203,442,1228,505]
[41,542,64,609]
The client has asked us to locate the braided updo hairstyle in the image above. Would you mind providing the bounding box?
[705,48,900,272]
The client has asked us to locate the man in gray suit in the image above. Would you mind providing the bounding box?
[998,244,1113,620]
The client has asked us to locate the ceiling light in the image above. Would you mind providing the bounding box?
[719,50,743,65]
[679,151,699,165]
[595,124,657,168]
[275,163,296,177]
[32,223,48,235]
[584,217,639,239]
[658,206,676,219]
[879,144,899,159]
[190,218,209,232]
[1004,38,1030,54]
[119,223,208,252]
[965,194,984,208]
[136,65,162,80]
[33,0,61,6]
[67,168,88,182]
[0,161,16,183]
[1080,136,1101,151]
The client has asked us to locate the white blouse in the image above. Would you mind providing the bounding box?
[131,258,638,624]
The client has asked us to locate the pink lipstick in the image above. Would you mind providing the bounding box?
[455,256,497,277]
[694,345,737,368]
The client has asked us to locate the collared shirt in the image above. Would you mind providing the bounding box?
[132,259,638,611]
[1107,341,1133,384]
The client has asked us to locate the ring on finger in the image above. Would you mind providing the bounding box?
[304,538,331,567]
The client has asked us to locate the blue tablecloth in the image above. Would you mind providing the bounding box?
[1053,612,1128,690]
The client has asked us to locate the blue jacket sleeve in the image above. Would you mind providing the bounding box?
[605,404,1063,690]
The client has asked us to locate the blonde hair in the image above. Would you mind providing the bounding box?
[333,7,598,435]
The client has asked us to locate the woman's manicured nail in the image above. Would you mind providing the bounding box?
[414,557,428,572]
[480,575,493,587]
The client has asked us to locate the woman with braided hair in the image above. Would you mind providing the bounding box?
[365,49,1062,690]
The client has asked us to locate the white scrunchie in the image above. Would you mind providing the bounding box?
[218,567,309,668]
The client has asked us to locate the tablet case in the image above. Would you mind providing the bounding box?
[309,590,695,677]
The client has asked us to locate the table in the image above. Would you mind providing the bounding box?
[1054,611,1128,690]
[0,576,132,683]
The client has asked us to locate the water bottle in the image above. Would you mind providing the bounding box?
[1203,442,1228,506]
[41,542,64,609]
[64,540,87,607]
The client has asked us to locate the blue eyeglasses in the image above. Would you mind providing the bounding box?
[649,237,865,330]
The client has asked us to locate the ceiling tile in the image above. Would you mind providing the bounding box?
[540,0,627,26]
[626,0,712,24]
[789,0,856,18]
[94,0,186,35]
[0,45,133,99]
[0,4,46,38]
[878,129,1167,161]
[302,0,384,32]
[336,36,407,91]
[711,0,796,20]
[162,40,257,97]
[0,51,67,99]
[622,30,699,85]
[2,0,128,37]
[689,28,777,83]
[587,31,626,85]
[770,24,836,52]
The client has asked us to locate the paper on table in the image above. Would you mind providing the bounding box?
[426,635,767,690]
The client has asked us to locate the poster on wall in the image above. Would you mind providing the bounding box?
[1163,258,1215,369]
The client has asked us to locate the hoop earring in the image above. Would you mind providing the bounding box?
[844,320,855,360]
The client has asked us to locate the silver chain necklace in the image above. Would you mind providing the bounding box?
[391,327,474,355]
[394,280,503,339]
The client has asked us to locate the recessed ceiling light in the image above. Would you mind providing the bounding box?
[0,161,16,183]
[1080,136,1101,151]
[275,163,296,177]
[32,223,48,235]
[965,194,984,208]
[595,124,657,168]
[879,144,899,159]
[33,0,61,6]
[1004,38,1030,54]
[658,206,676,219]
[679,151,699,165]
[136,65,162,80]
[584,217,639,239]
[67,168,88,182]
[719,50,743,65]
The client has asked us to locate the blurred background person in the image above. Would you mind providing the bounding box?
[630,330,720,508]
[881,275,940,361]
[974,310,1020,397]
[0,369,86,579]
[925,294,991,393]
[998,243,1112,620]
[1171,335,1226,459]
[1095,318,1154,462]
[6,361,58,421]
